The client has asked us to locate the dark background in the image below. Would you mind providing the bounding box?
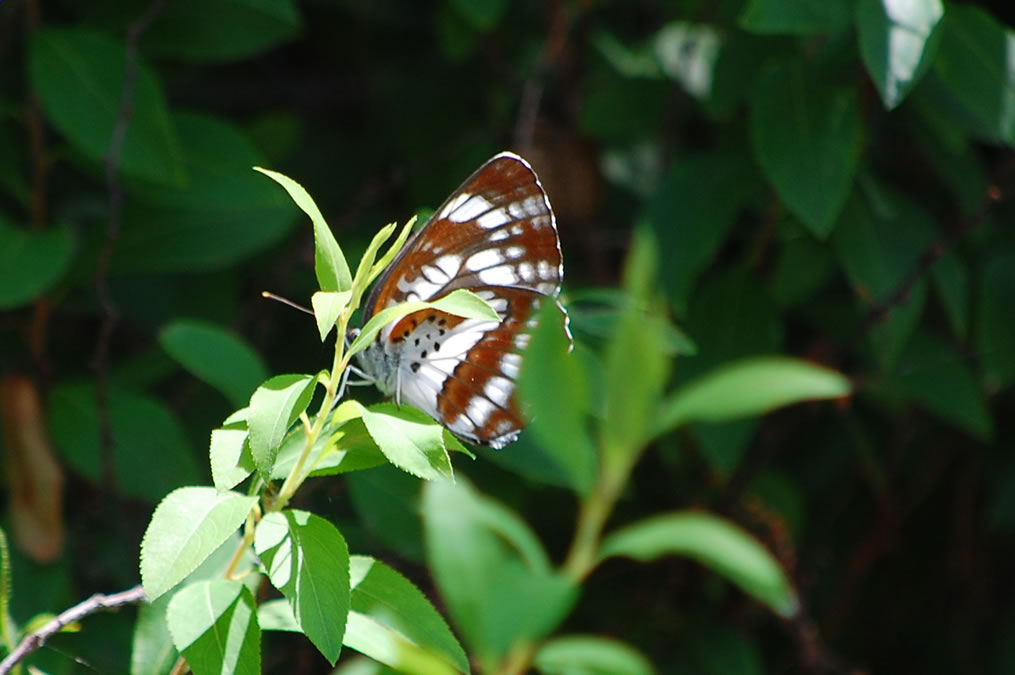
[1,0,1014,673]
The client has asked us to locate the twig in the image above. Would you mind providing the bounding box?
[0,585,147,674]
[91,0,166,490]
[512,1,573,153]
[857,184,1003,338]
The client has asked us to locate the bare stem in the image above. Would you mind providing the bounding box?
[0,585,147,674]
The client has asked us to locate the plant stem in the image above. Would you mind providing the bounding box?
[562,449,635,581]
[272,319,347,512]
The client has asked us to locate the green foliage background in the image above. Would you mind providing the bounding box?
[1,0,1014,672]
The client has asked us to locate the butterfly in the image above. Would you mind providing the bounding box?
[354,152,567,449]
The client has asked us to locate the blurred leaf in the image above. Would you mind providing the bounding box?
[740,0,853,34]
[750,62,862,237]
[770,229,836,307]
[931,251,969,339]
[658,357,850,435]
[908,97,989,214]
[932,6,1015,144]
[247,373,317,477]
[518,301,596,495]
[110,113,298,274]
[0,220,72,309]
[209,428,254,491]
[679,624,763,675]
[166,580,260,675]
[891,332,992,440]
[856,0,943,109]
[680,265,783,475]
[580,68,668,142]
[646,153,760,311]
[535,635,656,675]
[346,556,469,673]
[422,478,577,668]
[28,27,184,184]
[159,319,268,407]
[48,382,202,503]
[254,166,352,292]
[593,30,661,79]
[255,510,349,664]
[142,0,302,63]
[449,0,507,31]
[347,464,424,561]
[654,22,723,100]
[0,122,29,203]
[599,511,798,617]
[832,184,935,365]
[344,612,459,675]
[602,231,670,467]
[978,252,1015,390]
[140,487,257,601]
[356,403,454,481]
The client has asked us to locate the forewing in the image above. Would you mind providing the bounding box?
[362,152,564,318]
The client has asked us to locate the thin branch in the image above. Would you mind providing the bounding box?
[857,184,1004,338]
[0,585,147,674]
[91,0,166,491]
[512,0,573,153]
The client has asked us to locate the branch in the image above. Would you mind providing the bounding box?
[0,585,147,674]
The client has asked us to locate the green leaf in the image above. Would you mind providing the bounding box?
[209,428,255,491]
[0,220,73,309]
[832,184,936,365]
[347,465,425,561]
[978,252,1015,390]
[112,112,299,274]
[599,511,798,617]
[254,167,351,292]
[366,217,416,289]
[932,6,1015,144]
[931,251,969,340]
[28,27,184,184]
[257,598,301,632]
[344,612,458,675]
[132,535,254,675]
[166,580,260,675]
[518,301,596,495]
[48,383,202,503]
[141,0,302,63]
[311,290,353,341]
[356,403,454,481]
[254,510,350,664]
[740,0,853,35]
[602,231,669,467]
[856,0,944,109]
[750,62,862,237]
[449,0,507,30]
[892,332,993,440]
[422,478,577,668]
[645,153,761,311]
[247,374,317,477]
[347,289,500,358]
[140,487,257,601]
[346,556,469,674]
[535,635,656,675]
[271,409,388,479]
[658,357,851,435]
[159,319,268,407]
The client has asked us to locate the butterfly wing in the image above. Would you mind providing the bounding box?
[362,152,563,316]
[359,152,566,448]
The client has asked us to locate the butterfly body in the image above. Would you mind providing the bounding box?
[356,153,565,449]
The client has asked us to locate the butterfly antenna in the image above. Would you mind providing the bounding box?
[261,291,314,316]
